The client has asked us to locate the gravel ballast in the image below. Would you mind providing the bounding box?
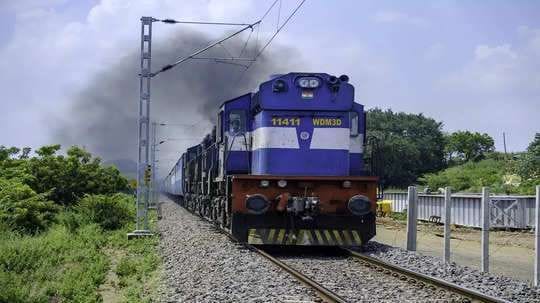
[362,241,540,303]
[157,199,320,302]
[156,197,540,302]
[280,255,465,302]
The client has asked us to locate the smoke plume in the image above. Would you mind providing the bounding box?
[55,29,302,175]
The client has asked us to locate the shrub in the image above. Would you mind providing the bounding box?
[419,158,538,194]
[77,194,134,230]
[0,225,108,303]
[0,178,59,234]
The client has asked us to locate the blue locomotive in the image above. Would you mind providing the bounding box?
[163,72,378,246]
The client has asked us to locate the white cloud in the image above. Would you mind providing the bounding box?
[438,28,540,94]
[474,44,517,60]
[372,10,426,26]
[0,0,261,148]
[435,27,540,151]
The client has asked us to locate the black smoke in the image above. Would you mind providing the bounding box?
[55,29,302,176]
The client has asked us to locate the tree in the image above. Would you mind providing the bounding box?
[515,133,540,185]
[0,145,129,206]
[25,145,129,206]
[366,108,446,188]
[445,131,495,164]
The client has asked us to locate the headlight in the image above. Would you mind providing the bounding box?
[348,195,372,216]
[260,180,270,188]
[298,78,310,88]
[308,79,320,88]
[277,180,287,188]
[246,194,270,214]
[297,77,320,88]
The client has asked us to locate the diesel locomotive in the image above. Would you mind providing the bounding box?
[163,72,378,246]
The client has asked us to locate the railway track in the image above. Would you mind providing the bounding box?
[189,204,511,303]
[252,246,348,303]
[249,244,511,303]
[344,249,511,303]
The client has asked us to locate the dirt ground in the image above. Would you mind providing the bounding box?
[374,217,536,284]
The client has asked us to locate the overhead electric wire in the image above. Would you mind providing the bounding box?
[238,27,254,59]
[157,19,251,26]
[235,0,307,84]
[152,20,261,77]
[153,0,300,78]
[254,0,307,61]
[260,0,280,20]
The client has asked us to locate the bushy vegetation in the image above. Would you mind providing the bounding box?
[421,134,540,194]
[365,108,538,193]
[77,193,135,230]
[0,145,159,303]
[0,178,59,234]
[0,224,109,302]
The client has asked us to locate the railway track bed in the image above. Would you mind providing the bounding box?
[158,198,540,302]
[254,246,471,302]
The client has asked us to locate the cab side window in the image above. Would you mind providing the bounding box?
[350,112,359,137]
[229,110,246,134]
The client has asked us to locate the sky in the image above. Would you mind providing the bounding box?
[0,0,539,173]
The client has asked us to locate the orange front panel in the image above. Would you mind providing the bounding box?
[231,175,378,214]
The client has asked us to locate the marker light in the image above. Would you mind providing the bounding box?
[342,180,352,188]
[277,180,287,188]
[273,79,287,92]
[260,180,270,188]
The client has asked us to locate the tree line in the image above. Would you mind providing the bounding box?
[366,108,539,194]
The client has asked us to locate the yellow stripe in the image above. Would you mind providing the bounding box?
[306,230,315,245]
[351,230,362,245]
[297,230,304,245]
[287,231,296,245]
[342,230,353,246]
[314,230,324,244]
[324,230,334,245]
[276,229,285,244]
[267,229,276,244]
[248,229,263,244]
[333,230,344,245]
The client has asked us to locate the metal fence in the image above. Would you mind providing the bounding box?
[383,192,536,229]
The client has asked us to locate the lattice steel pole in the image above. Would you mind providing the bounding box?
[129,16,154,238]
[150,121,157,208]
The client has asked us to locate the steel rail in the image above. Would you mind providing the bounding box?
[198,215,347,303]
[250,246,349,303]
[345,249,511,303]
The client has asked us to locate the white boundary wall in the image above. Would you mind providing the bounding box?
[383,192,536,229]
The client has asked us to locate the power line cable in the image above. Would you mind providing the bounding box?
[234,0,307,84]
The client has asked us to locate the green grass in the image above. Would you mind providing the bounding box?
[388,211,407,221]
[0,212,161,303]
